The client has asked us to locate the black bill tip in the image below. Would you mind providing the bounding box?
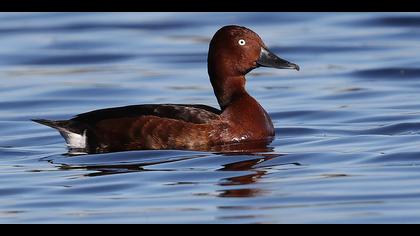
[257,47,300,71]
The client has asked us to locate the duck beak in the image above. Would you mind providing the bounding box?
[257,47,300,71]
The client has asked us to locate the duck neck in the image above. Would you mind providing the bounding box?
[210,75,248,111]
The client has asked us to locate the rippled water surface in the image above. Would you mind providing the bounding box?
[1,13,420,223]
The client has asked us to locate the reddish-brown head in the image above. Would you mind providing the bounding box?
[208,25,265,77]
[207,25,299,109]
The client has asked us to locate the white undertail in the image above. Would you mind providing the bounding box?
[59,129,87,149]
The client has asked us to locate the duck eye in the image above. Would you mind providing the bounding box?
[238,39,246,46]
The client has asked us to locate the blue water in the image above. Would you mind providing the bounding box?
[1,12,420,223]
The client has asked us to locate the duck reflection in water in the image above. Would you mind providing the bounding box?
[217,152,302,198]
[54,150,301,198]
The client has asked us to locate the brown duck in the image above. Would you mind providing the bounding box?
[33,25,299,154]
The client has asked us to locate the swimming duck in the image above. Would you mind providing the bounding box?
[33,25,299,154]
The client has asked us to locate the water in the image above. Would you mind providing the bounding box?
[1,12,420,223]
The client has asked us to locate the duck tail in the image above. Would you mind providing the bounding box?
[32,119,88,150]
[31,119,71,131]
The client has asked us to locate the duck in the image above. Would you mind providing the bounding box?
[33,25,299,154]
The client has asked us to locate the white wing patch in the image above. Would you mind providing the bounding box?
[59,129,87,149]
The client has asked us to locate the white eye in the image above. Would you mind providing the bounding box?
[238,39,246,46]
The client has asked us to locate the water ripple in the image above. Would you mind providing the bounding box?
[351,67,420,80]
[0,21,203,36]
[22,54,135,65]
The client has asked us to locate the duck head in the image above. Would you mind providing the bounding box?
[207,25,299,109]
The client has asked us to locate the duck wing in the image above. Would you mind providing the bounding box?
[73,104,221,125]
[34,104,221,135]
